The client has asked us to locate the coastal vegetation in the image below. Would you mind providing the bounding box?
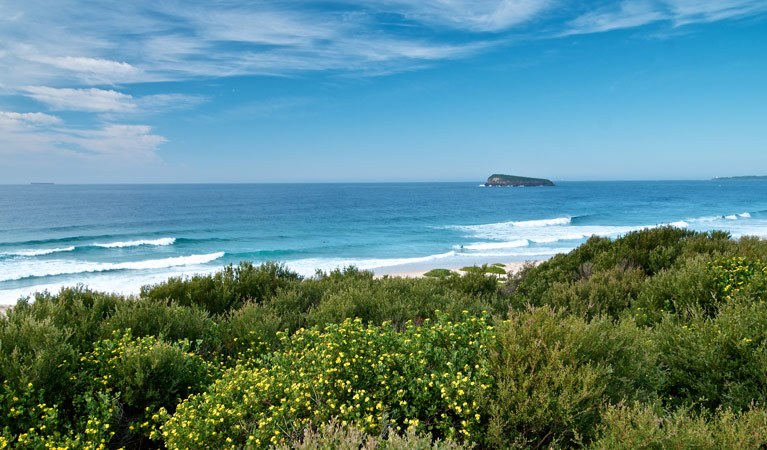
[423,268,452,278]
[2,226,767,449]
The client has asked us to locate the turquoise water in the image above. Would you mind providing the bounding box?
[2,181,767,303]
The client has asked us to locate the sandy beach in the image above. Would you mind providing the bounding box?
[374,260,542,279]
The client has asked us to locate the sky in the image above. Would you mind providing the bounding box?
[0,0,765,183]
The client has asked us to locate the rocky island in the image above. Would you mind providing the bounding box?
[484,174,555,187]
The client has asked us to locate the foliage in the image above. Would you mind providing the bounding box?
[101,299,217,349]
[654,298,767,411]
[424,269,453,278]
[5,227,767,449]
[158,314,493,448]
[140,261,302,315]
[273,420,474,449]
[459,265,506,275]
[485,308,607,448]
[81,331,215,446]
[589,402,767,449]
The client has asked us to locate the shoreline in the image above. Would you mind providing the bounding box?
[0,260,546,311]
[373,260,543,279]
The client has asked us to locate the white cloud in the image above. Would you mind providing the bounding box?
[25,55,142,84]
[0,0,763,88]
[567,1,666,35]
[368,0,556,32]
[565,0,767,36]
[61,124,166,159]
[0,109,165,161]
[666,0,767,24]
[23,86,137,112]
[0,111,62,126]
[21,86,204,114]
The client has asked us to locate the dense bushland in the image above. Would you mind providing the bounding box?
[2,226,767,449]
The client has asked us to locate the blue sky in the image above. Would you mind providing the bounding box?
[0,0,765,183]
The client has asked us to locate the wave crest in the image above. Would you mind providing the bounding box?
[93,238,176,248]
[0,252,224,282]
[1,246,75,257]
[455,240,530,250]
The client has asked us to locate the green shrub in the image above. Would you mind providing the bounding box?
[0,314,121,449]
[484,266,506,275]
[266,285,321,332]
[0,387,117,450]
[633,254,716,323]
[7,285,121,350]
[141,261,302,315]
[101,299,217,350]
[274,420,473,449]
[83,331,214,445]
[654,298,767,411]
[445,270,499,298]
[485,308,607,448]
[459,265,505,275]
[0,316,77,421]
[159,314,494,448]
[532,266,645,319]
[576,316,664,404]
[589,402,767,450]
[217,302,284,359]
[424,269,453,278]
[305,276,491,329]
[707,256,767,302]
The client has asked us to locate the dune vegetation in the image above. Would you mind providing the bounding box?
[2,226,767,449]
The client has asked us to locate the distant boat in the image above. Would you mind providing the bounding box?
[30,182,54,184]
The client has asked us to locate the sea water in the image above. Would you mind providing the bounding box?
[2,181,767,303]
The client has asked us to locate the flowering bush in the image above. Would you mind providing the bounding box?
[158,313,493,449]
[708,256,767,301]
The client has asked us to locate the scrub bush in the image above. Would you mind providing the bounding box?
[141,261,302,315]
[589,402,767,449]
[158,314,493,449]
[485,308,607,448]
[101,299,216,348]
[273,420,473,449]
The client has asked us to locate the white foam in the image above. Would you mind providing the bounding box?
[0,264,223,304]
[0,252,224,282]
[668,221,689,228]
[738,212,751,218]
[687,215,721,223]
[93,237,176,248]
[510,217,572,227]
[465,248,573,258]
[456,239,530,250]
[286,251,458,276]
[725,214,738,220]
[2,246,75,257]
[454,220,640,244]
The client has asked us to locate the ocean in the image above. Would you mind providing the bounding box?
[2,181,767,304]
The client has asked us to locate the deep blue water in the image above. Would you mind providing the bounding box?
[2,181,767,303]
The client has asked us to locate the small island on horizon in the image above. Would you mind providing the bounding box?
[712,175,767,181]
[484,174,555,187]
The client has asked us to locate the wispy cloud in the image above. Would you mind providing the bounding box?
[0,109,165,161]
[567,1,666,35]
[0,0,764,171]
[364,0,557,32]
[565,0,767,36]
[21,86,205,114]
[23,87,137,112]
[61,124,166,159]
[0,111,62,126]
[1,0,764,88]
